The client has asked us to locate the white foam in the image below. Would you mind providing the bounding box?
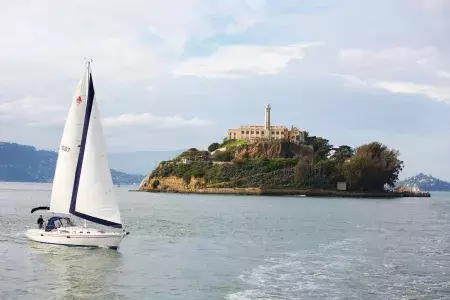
[226,238,365,299]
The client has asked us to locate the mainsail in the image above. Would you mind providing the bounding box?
[50,71,87,214]
[50,63,122,228]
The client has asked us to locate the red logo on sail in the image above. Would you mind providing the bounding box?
[76,96,82,104]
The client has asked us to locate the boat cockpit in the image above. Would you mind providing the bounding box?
[45,216,76,231]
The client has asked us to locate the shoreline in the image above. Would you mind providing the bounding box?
[130,188,431,198]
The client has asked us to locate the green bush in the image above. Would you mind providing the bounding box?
[191,162,210,178]
[212,150,232,162]
[162,166,171,177]
[173,164,191,178]
[182,173,191,184]
[208,142,220,152]
[152,179,160,189]
[174,149,211,162]
[204,166,221,183]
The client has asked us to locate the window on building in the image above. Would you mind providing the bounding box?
[246,131,249,134]
[272,131,274,135]
[256,131,259,134]
[241,131,244,134]
[261,131,264,134]
[251,131,254,134]
[276,131,279,135]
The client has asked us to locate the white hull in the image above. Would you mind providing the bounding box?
[26,226,126,249]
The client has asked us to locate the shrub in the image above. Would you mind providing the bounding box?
[173,164,191,178]
[191,162,209,178]
[162,166,171,177]
[208,142,220,152]
[152,179,160,189]
[204,166,221,183]
[212,150,232,162]
[182,173,191,184]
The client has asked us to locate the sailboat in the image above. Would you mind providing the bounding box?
[26,60,129,249]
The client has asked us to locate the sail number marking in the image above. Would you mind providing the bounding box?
[61,145,71,152]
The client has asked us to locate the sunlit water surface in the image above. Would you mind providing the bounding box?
[0,182,449,299]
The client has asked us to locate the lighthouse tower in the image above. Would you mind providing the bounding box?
[265,104,271,139]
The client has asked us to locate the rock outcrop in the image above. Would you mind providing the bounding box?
[233,140,314,161]
[139,174,261,194]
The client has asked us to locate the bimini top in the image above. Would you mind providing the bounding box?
[45,216,74,231]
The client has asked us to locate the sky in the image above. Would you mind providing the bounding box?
[0,0,449,179]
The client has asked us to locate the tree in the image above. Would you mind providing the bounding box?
[305,135,333,161]
[208,142,220,152]
[303,131,310,141]
[342,142,404,191]
[331,145,354,161]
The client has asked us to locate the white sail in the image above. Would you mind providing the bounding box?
[75,88,122,226]
[50,65,121,227]
[50,71,88,214]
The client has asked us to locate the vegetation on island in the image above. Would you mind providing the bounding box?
[144,132,404,192]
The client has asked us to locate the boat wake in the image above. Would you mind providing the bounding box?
[226,236,448,300]
[227,238,362,299]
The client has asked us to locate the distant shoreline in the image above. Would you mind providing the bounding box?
[131,188,431,198]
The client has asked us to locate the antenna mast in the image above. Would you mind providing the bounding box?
[84,57,93,73]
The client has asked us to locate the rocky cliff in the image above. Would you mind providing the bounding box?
[139,174,260,194]
[233,140,313,160]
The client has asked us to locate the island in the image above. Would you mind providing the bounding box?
[397,173,450,192]
[138,104,429,198]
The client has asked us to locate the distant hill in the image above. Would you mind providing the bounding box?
[397,173,450,191]
[0,141,143,184]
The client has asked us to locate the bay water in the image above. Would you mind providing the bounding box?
[0,182,449,299]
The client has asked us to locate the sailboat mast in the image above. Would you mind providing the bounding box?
[85,58,92,85]
[84,58,91,230]
[73,58,92,228]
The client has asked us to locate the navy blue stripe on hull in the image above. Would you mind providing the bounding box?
[34,241,118,250]
[69,71,122,229]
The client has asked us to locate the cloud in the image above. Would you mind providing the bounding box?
[0,0,273,85]
[438,71,450,79]
[102,113,210,130]
[0,96,65,125]
[332,73,371,88]
[337,46,441,75]
[334,73,450,103]
[1,0,450,179]
[174,42,324,78]
[407,0,450,12]
[224,0,266,34]
[335,46,450,103]
[374,81,450,102]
